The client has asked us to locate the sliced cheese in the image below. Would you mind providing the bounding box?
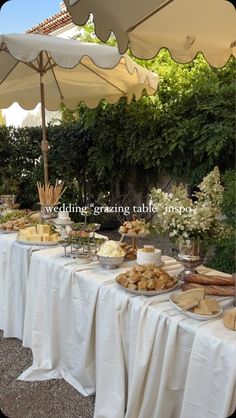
[177,297,199,310]
[26,226,37,234]
[41,233,50,242]
[29,233,40,242]
[18,225,58,242]
[37,224,44,234]
[37,224,51,234]
[49,233,59,242]
[19,229,31,238]
[175,288,205,304]
[194,299,220,315]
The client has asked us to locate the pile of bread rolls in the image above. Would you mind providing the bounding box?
[117,264,177,292]
[0,217,31,232]
[119,242,137,260]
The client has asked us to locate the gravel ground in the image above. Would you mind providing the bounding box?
[0,332,95,418]
[0,231,171,418]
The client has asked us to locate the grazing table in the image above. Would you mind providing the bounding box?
[16,247,236,418]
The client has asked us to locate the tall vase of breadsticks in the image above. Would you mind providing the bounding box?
[37,182,67,222]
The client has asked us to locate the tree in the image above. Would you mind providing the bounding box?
[0,110,6,126]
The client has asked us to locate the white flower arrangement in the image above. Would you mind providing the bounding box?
[151,167,231,242]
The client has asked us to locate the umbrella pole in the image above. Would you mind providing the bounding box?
[39,53,49,185]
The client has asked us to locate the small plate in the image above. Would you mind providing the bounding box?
[169,293,222,321]
[16,239,59,246]
[116,278,179,296]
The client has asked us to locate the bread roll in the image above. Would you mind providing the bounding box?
[183,273,234,286]
[182,282,235,296]
[223,309,236,331]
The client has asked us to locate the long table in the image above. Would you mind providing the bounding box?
[0,234,236,418]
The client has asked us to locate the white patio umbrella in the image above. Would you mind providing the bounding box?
[65,0,236,67]
[0,33,158,184]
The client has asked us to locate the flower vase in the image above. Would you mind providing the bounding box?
[172,238,205,278]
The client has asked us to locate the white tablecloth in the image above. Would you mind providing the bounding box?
[94,271,236,418]
[0,232,106,340]
[21,246,131,395]
[17,250,236,418]
[0,233,16,331]
[0,233,58,339]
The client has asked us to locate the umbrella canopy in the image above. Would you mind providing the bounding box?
[0,33,158,183]
[65,0,236,67]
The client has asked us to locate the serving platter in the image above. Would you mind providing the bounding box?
[119,231,150,238]
[169,293,223,321]
[0,230,17,234]
[124,258,166,268]
[116,277,179,296]
[16,238,59,246]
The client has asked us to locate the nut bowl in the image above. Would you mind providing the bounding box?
[97,255,125,270]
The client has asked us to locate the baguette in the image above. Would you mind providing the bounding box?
[181,282,235,297]
[183,273,235,286]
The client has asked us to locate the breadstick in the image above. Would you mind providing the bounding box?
[37,182,66,205]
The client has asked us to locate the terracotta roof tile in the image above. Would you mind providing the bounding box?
[26,9,73,35]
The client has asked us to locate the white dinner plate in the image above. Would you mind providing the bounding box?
[0,230,17,234]
[116,278,179,296]
[169,293,223,321]
[16,239,59,246]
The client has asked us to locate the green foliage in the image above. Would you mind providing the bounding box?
[206,170,236,273]
[206,235,235,274]
[220,170,236,227]
[60,48,235,186]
